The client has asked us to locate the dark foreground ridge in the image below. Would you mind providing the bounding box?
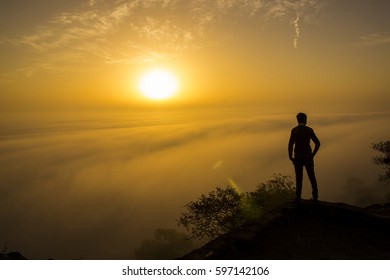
[180,200,390,259]
[0,252,27,260]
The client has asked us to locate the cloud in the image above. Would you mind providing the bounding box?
[2,1,133,76]
[292,13,300,49]
[1,0,324,77]
[9,2,129,52]
[1,110,389,258]
[2,0,208,76]
[257,0,323,48]
[356,33,390,46]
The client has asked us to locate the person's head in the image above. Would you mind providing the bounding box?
[296,112,307,124]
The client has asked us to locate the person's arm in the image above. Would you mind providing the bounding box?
[288,131,294,161]
[311,131,320,157]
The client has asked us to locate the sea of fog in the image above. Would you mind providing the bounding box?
[1,108,389,259]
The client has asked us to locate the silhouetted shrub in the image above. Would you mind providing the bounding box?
[178,174,294,239]
[372,141,390,182]
[252,173,295,211]
[177,186,244,239]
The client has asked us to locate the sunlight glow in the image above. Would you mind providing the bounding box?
[138,69,179,100]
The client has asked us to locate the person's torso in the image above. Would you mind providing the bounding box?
[292,125,314,157]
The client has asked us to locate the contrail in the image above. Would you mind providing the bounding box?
[293,13,300,49]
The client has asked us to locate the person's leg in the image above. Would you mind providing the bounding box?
[294,160,304,202]
[305,157,318,201]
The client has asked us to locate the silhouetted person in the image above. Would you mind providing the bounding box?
[288,112,320,203]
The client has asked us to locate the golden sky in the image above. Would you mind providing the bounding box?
[1,0,389,112]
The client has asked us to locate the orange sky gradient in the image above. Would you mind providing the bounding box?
[1,0,389,113]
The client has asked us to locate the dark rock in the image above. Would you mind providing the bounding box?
[180,200,390,260]
[0,252,27,260]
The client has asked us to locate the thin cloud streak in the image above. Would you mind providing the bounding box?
[356,33,390,46]
[293,13,300,49]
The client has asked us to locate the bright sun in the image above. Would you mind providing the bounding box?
[138,69,179,100]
